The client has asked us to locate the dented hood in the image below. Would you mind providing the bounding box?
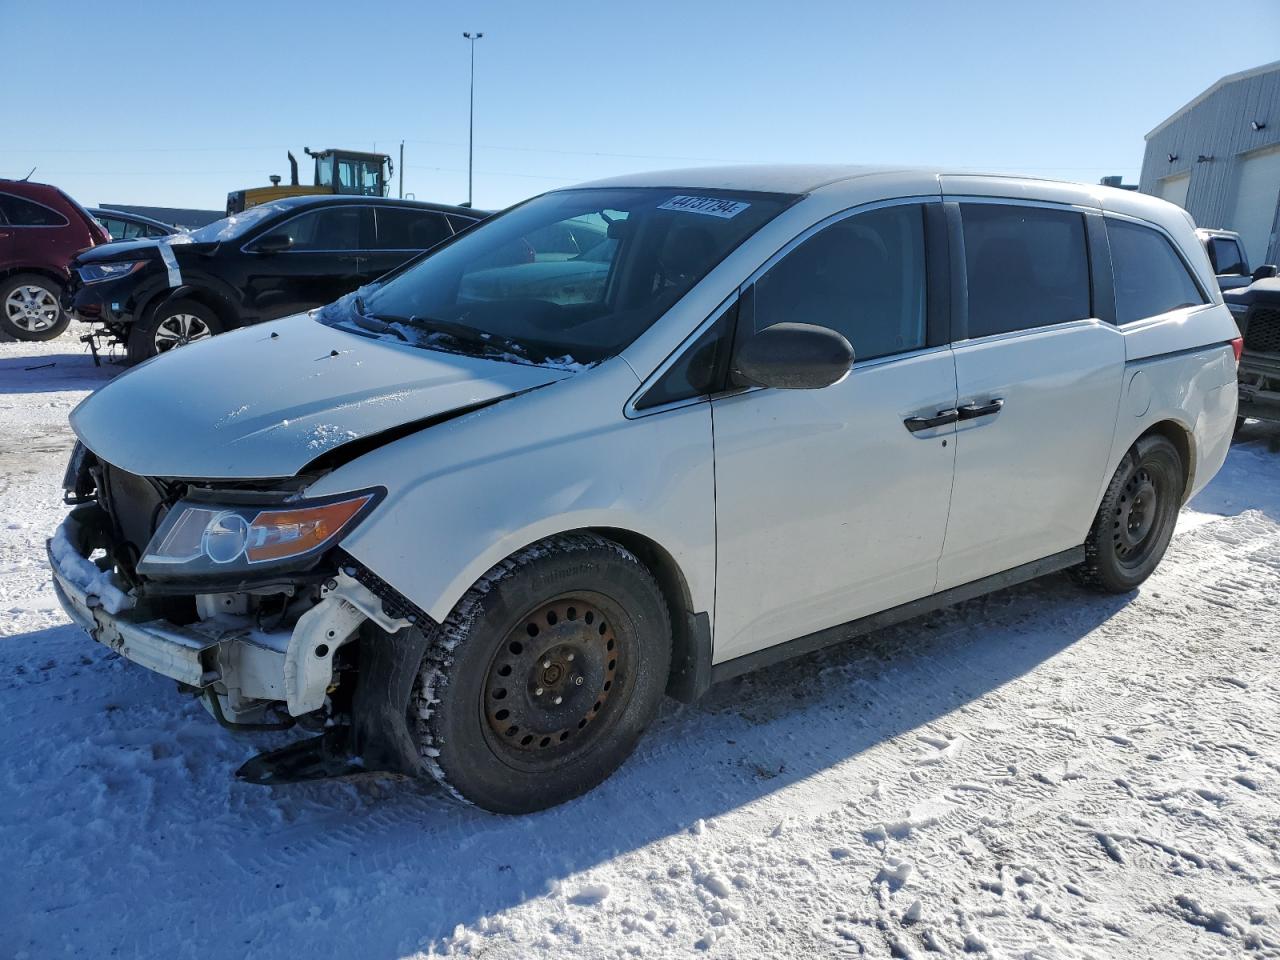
[71,313,572,479]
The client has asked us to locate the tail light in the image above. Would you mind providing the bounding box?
[1231,337,1244,365]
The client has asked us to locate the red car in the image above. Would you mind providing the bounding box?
[0,179,109,341]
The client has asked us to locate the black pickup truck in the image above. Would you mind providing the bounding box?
[1226,278,1280,427]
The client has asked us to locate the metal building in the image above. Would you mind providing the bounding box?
[1140,60,1280,269]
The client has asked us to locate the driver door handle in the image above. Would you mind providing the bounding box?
[957,398,1005,420]
[904,408,960,432]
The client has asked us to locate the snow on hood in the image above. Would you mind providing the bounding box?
[70,313,574,479]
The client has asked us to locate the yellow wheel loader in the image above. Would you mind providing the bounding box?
[227,148,394,214]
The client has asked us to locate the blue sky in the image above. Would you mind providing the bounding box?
[4,0,1278,212]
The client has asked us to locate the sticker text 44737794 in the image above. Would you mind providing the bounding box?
[657,196,752,219]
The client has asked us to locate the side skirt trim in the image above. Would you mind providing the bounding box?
[708,546,1086,686]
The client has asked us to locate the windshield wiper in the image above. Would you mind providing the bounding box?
[347,298,410,342]
[373,313,535,360]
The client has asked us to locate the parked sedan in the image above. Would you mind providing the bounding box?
[1,178,109,340]
[67,195,486,363]
[88,208,179,242]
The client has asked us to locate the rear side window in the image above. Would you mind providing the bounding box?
[97,216,127,240]
[121,219,163,240]
[1107,219,1207,324]
[1208,236,1247,275]
[751,204,928,362]
[0,192,68,227]
[375,208,452,250]
[960,203,1091,338]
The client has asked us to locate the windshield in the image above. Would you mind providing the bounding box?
[186,202,291,243]
[318,187,792,365]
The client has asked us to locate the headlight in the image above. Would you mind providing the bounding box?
[137,490,380,577]
[77,260,145,284]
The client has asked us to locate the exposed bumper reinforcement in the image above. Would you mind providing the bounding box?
[48,527,221,689]
[48,509,415,716]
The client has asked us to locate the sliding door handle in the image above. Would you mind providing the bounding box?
[904,408,959,432]
[957,398,1004,420]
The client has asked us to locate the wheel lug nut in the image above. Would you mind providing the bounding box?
[567,653,575,662]
[553,696,563,705]
[574,676,584,686]
[535,687,544,696]
[542,659,551,669]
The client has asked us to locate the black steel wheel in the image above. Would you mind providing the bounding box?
[415,534,671,813]
[1071,434,1184,593]
[482,596,628,765]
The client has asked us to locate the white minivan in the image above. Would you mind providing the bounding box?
[49,166,1240,812]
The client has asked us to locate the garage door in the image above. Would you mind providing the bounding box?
[1230,145,1280,265]
[1158,172,1191,208]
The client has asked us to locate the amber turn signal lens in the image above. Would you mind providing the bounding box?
[245,495,373,563]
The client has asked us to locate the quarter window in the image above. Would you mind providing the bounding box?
[751,204,928,361]
[634,303,735,410]
[447,214,481,234]
[960,203,1091,338]
[374,208,452,250]
[0,193,68,227]
[1107,219,1207,324]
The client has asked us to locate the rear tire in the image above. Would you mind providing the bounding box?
[1070,434,1184,593]
[414,534,672,814]
[0,274,69,341]
[127,298,222,364]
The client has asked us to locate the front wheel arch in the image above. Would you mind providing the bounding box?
[579,527,710,703]
[448,525,705,704]
[146,285,236,331]
[415,531,674,812]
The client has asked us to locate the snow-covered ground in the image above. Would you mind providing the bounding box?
[3,336,1280,960]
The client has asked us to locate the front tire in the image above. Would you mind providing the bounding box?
[1071,434,1184,593]
[127,298,222,364]
[415,534,672,814]
[0,274,69,341]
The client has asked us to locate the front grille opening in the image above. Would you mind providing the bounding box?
[1244,307,1280,354]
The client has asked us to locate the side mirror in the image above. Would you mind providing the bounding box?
[732,322,854,390]
[253,233,294,255]
[1253,264,1278,282]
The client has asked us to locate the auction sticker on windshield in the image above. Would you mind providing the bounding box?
[658,196,751,218]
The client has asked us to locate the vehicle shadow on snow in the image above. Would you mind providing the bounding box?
[9,571,1130,957]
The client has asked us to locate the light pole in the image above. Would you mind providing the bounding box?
[463,31,484,207]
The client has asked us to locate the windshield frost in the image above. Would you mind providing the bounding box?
[186,202,291,243]
[318,187,791,365]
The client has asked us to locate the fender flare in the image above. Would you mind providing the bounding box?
[144,284,238,330]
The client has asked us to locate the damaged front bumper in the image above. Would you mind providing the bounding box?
[48,506,414,723]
